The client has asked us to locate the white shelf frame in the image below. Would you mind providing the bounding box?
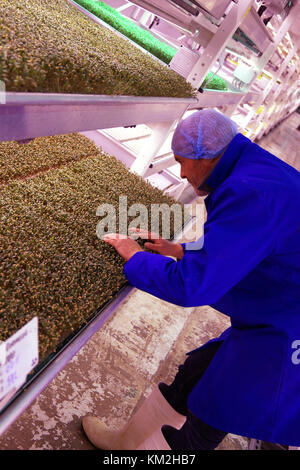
[104,0,300,141]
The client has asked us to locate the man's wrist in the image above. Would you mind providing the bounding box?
[175,244,184,260]
[126,247,143,261]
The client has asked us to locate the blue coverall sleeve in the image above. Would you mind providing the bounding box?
[123,183,276,307]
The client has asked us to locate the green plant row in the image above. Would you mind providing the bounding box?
[0,0,195,98]
[74,0,177,64]
[75,0,228,91]
[201,72,228,91]
[0,133,187,361]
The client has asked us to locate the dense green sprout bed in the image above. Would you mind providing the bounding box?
[0,134,187,361]
[0,0,194,97]
[74,0,177,64]
[0,134,98,183]
[75,0,228,90]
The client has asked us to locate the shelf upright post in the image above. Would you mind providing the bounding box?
[249,56,297,140]
[129,120,178,177]
[242,5,300,132]
[186,0,254,90]
[221,96,252,119]
[165,180,189,200]
[261,46,296,104]
[253,8,300,72]
[273,62,296,101]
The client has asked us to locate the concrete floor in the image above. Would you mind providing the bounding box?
[0,112,299,450]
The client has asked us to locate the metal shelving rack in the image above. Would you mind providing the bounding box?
[106,0,300,143]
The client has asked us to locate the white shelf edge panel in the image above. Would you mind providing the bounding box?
[189,89,258,109]
[0,93,196,141]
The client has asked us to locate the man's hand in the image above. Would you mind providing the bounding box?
[102,233,143,261]
[128,227,184,259]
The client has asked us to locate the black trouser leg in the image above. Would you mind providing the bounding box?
[159,342,222,416]
[158,342,227,450]
[161,411,227,450]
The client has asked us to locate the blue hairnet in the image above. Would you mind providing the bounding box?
[171,109,238,160]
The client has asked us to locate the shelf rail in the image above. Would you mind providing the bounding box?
[0,93,196,142]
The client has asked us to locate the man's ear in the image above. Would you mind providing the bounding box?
[200,157,216,169]
[208,153,223,167]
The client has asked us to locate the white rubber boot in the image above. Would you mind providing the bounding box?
[82,386,186,450]
[136,428,171,450]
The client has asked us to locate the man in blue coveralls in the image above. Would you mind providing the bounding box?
[82,109,300,450]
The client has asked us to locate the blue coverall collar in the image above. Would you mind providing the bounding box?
[204,133,250,192]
